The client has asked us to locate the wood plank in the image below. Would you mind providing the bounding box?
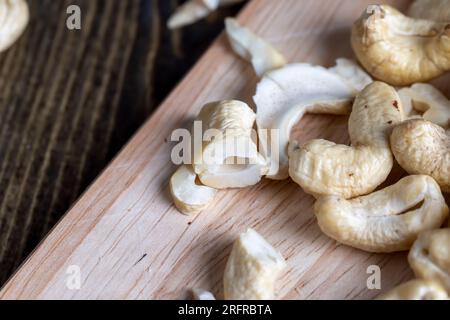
[2,0,448,299]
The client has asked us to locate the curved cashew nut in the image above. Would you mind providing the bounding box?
[193,100,267,189]
[408,0,450,22]
[377,279,448,300]
[314,175,448,253]
[224,228,286,300]
[391,119,450,192]
[0,0,29,52]
[289,81,403,199]
[408,228,450,294]
[170,165,217,215]
[225,18,287,77]
[254,61,371,180]
[398,84,450,128]
[351,4,450,86]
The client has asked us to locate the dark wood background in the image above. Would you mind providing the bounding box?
[0,0,243,286]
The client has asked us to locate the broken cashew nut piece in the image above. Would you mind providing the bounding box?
[193,100,267,189]
[192,288,216,300]
[289,81,402,199]
[314,175,449,253]
[398,84,450,128]
[391,119,450,192]
[0,0,29,52]
[224,228,286,300]
[352,5,450,86]
[255,60,371,180]
[409,228,450,294]
[225,18,287,77]
[408,0,450,22]
[377,279,448,300]
[170,165,217,215]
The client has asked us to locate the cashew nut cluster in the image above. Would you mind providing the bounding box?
[398,83,450,128]
[193,100,267,189]
[352,4,450,86]
[408,228,450,294]
[289,81,403,199]
[377,279,448,300]
[408,0,450,22]
[0,0,29,52]
[168,0,245,29]
[314,175,448,253]
[224,228,286,300]
[391,119,450,192]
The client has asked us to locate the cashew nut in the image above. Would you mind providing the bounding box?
[0,0,29,52]
[170,165,218,215]
[391,119,450,192]
[192,288,216,300]
[255,60,371,180]
[223,228,286,300]
[289,81,403,199]
[408,0,450,22]
[398,84,450,128]
[225,18,287,77]
[351,4,450,86]
[408,228,450,294]
[377,279,448,300]
[314,175,448,253]
[193,100,267,189]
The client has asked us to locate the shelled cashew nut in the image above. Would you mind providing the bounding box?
[254,60,371,180]
[408,228,450,293]
[225,18,287,77]
[398,84,450,128]
[351,4,450,86]
[408,0,450,22]
[391,119,450,192]
[0,0,29,52]
[314,175,448,253]
[377,279,448,300]
[289,81,402,199]
[224,228,286,300]
[193,100,267,189]
[192,288,216,300]
[170,165,218,215]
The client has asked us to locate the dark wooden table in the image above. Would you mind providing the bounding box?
[0,0,242,286]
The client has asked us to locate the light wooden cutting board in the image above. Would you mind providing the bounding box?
[2,0,449,300]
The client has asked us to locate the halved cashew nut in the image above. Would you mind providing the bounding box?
[193,100,267,189]
[408,0,450,22]
[224,228,286,300]
[225,18,287,77]
[0,0,29,52]
[398,84,450,128]
[408,228,450,294]
[314,175,448,253]
[170,165,217,215]
[254,61,371,180]
[391,119,450,192]
[192,288,216,300]
[351,5,450,86]
[289,81,403,199]
[377,279,448,300]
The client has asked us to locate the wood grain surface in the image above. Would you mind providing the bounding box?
[0,0,242,286]
[2,0,449,300]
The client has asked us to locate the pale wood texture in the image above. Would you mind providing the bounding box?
[2,0,449,300]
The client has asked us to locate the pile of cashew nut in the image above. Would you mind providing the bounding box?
[169,0,450,300]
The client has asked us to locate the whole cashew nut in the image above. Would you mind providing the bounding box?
[391,119,450,192]
[0,0,29,52]
[409,228,450,294]
[377,279,448,300]
[289,81,403,199]
[351,5,450,86]
[224,228,286,300]
[314,175,449,253]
